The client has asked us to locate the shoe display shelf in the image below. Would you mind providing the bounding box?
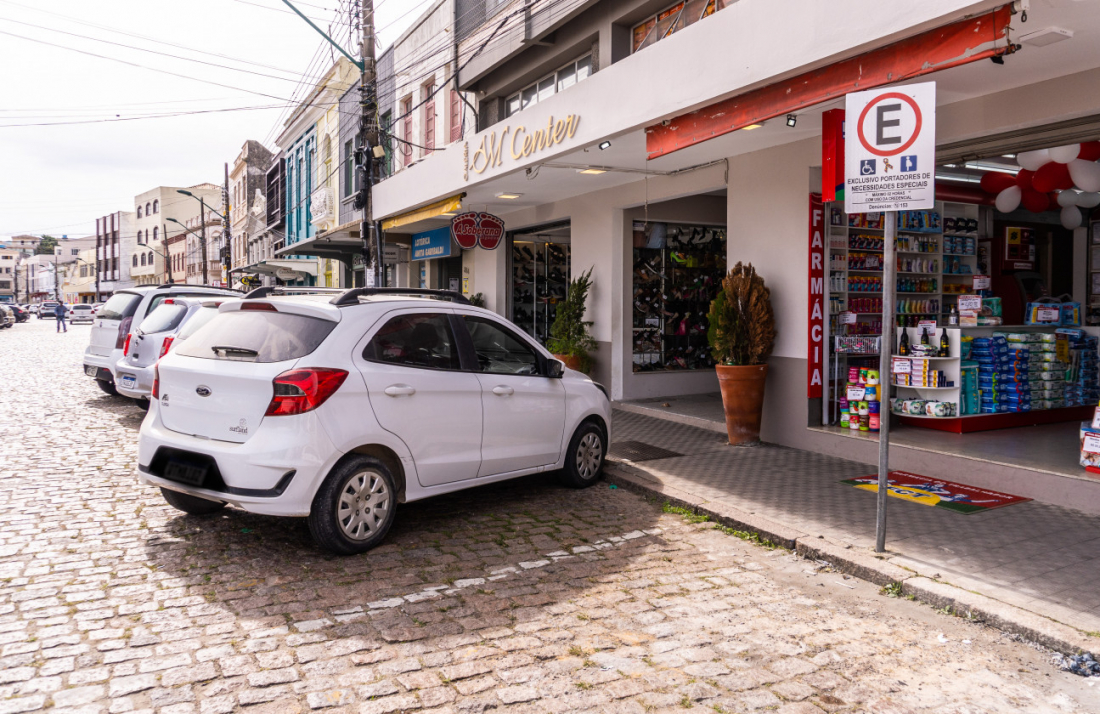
[511,240,570,345]
[632,223,727,372]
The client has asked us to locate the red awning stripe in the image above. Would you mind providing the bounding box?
[645,5,1015,160]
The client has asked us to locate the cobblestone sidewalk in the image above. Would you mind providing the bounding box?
[0,320,1095,713]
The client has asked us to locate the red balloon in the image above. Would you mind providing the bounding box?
[1033,161,1075,193]
[1015,168,1036,190]
[980,171,1017,194]
[1079,141,1100,162]
[1021,189,1050,213]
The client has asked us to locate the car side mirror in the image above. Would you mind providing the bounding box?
[546,359,565,379]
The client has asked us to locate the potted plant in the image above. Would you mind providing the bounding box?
[707,262,776,445]
[547,268,596,373]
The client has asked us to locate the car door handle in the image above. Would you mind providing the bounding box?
[384,384,416,397]
[492,385,514,396]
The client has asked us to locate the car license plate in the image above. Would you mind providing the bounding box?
[119,375,136,389]
[163,459,208,487]
[84,365,97,377]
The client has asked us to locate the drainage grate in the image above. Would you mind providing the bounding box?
[609,440,683,462]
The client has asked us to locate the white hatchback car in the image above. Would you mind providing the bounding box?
[137,288,611,555]
[69,304,96,324]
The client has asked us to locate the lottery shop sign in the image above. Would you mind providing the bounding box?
[845,81,936,214]
[451,211,505,250]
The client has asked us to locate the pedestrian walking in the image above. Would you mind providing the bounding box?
[54,302,68,332]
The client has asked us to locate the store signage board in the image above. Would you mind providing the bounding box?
[973,275,991,290]
[844,82,936,214]
[807,194,826,398]
[957,295,982,313]
[411,226,452,261]
[451,211,504,250]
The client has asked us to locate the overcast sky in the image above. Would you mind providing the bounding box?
[0,0,428,239]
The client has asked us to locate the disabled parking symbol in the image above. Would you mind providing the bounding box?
[900,155,918,172]
[860,159,876,176]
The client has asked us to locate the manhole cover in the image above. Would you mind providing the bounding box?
[609,440,683,462]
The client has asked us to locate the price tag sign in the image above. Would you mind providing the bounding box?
[1058,337,1070,365]
[1037,307,1060,323]
[918,319,937,333]
[1084,434,1100,455]
[892,358,911,374]
[839,311,857,325]
[847,387,866,401]
[1091,407,1100,430]
[957,295,982,313]
[973,275,991,290]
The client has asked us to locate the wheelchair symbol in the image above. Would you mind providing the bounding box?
[860,159,876,176]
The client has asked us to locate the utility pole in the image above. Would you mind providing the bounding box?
[223,163,232,287]
[360,0,380,288]
[163,223,172,284]
[199,214,209,285]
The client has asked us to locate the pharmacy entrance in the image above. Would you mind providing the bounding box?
[819,134,1100,502]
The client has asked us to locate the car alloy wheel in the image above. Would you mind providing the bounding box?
[575,431,603,480]
[337,470,391,541]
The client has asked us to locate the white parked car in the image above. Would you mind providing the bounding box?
[115,297,238,406]
[83,285,239,396]
[137,288,611,555]
[69,304,96,324]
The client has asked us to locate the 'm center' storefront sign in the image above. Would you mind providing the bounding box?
[466,115,581,179]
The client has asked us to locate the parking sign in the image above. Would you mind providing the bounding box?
[845,82,935,214]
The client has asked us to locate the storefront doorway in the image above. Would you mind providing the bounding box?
[508,222,571,345]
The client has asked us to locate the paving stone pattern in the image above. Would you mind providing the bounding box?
[611,410,1100,635]
[0,320,1094,713]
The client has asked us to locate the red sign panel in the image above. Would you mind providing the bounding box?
[808,193,825,398]
[821,109,845,202]
[451,211,505,250]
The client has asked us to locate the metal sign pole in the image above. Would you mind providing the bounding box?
[876,211,897,552]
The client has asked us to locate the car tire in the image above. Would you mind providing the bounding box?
[96,379,117,396]
[308,456,397,555]
[558,421,606,489]
[160,488,226,515]
[134,397,150,411]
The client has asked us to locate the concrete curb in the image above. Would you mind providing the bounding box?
[605,462,1098,657]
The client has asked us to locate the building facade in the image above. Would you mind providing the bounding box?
[61,246,99,304]
[228,140,275,287]
[0,247,18,303]
[95,211,136,297]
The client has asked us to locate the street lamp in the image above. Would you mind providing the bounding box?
[166,217,208,284]
[176,189,225,285]
[137,241,174,285]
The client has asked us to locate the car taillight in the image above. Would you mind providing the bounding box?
[115,316,132,349]
[123,333,133,357]
[159,337,174,358]
[264,368,348,417]
[241,302,277,312]
[152,363,159,400]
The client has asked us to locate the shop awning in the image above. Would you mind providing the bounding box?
[381,194,464,231]
[275,221,362,261]
[230,259,317,279]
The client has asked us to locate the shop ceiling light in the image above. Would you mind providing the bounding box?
[1020,27,1073,47]
[496,192,523,199]
[578,168,607,175]
[785,114,797,128]
[598,141,611,150]
[742,123,764,131]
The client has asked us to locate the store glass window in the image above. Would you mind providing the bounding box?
[632,0,728,53]
[632,222,727,372]
[505,55,593,118]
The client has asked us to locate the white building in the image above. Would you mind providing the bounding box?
[95,211,136,297]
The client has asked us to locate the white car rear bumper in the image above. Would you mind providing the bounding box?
[115,364,154,399]
[137,404,340,517]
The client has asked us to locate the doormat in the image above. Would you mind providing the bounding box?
[841,471,1031,513]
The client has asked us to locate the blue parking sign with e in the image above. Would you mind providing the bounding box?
[901,155,918,172]
[860,159,876,175]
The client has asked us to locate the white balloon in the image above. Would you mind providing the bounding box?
[995,185,1022,213]
[1061,205,1083,230]
[1017,149,1051,171]
[1069,159,1100,192]
[1078,192,1100,209]
[1057,190,1081,207]
[1049,144,1081,164]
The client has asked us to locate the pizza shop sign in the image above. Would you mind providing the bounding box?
[451,211,504,250]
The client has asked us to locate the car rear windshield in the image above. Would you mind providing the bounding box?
[138,303,188,334]
[175,306,220,341]
[174,310,336,363]
[97,292,142,321]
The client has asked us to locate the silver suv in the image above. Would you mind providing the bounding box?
[83,284,239,398]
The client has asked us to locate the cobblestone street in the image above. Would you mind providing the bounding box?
[0,319,1095,713]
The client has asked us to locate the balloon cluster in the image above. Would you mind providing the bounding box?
[979,142,1100,229]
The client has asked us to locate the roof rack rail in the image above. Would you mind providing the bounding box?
[155,283,245,292]
[243,286,345,299]
[330,288,471,306]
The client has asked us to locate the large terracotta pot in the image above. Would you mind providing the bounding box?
[553,353,583,372]
[716,363,769,445]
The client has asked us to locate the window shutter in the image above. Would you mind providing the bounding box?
[450,90,462,142]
